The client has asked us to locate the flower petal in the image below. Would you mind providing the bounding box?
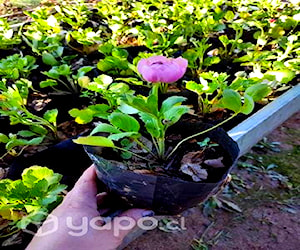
[159,63,182,83]
[148,55,168,64]
[137,58,148,75]
[140,67,160,83]
[174,57,188,70]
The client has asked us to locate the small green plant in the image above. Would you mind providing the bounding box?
[182,38,220,73]
[0,18,21,50]
[0,166,67,235]
[74,84,190,160]
[0,54,38,80]
[97,44,136,76]
[69,104,111,124]
[185,72,230,115]
[0,79,58,155]
[41,65,94,94]
[0,131,45,159]
[186,71,272,115]
[55,0,91,30]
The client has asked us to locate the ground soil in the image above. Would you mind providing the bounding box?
[125,112,300,250]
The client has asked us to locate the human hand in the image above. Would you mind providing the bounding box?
[26,165,151,250]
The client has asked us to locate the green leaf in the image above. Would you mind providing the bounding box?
[0,133,9,143]
[265,70,295,84]
[69,108,94,124]
[16,207,49,229]
[22,166,62,187]
[43,109,58,124]
[0,165,66,230]
[121,151,132,159]
[98,42,114,55]
[116,77,143,86]
[197,137,210,147]
[29,125,48,135]
[117,102,139,114]
[73,136,115,147]
[245,83,271,102]
[139,113,160,138]
[203,56,221,66]
[109,112,140,132]
[69,105,110,124]
[160,96,187,114]
[219,35,230,46]
[40,79,58,88]
[163,106,189,125]
[26,136,45,145]
[108,132,138,141]
[91,123,121,135]
[17,130,37,137]
[6,139,28,151]
[44,65,71,79]
[186,81,203,95]
[224,10,235,21]
[42,52,59,66]
[75,66,94,79]
[241,94,254,115]
[182,49,198,66]
[221,89,242,113]
[94,74,113,86]
[97,59,113,72]
[112,48,129,58]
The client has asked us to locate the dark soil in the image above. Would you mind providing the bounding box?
[124,112,300,250]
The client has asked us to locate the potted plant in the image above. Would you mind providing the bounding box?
[72,55,267,215]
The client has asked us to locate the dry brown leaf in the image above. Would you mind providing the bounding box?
[0,218,10,231]
[204,157,225,168]
[180,163,208,182]
[2,231,22,246]
[132,169,153,175]
[0,168,7,180]
[181,151,204,165]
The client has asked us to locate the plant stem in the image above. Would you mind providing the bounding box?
[157,137,165,160]
[0,229,20,238]
[24,110,57,136]
[151,135,160,157]
[166,113,238,160]
[159,82,168,94]
[135,139,157,159]
[57,78,74,93]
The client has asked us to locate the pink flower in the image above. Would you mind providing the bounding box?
[137,55,188,83]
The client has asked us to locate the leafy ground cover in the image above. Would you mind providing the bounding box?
[125,112,300,250]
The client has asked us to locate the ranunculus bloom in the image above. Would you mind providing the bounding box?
[137,55,188,83]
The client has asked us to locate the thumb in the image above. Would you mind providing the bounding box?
[61,165,98,209]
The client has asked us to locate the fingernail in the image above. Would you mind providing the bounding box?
[142,210,155,217]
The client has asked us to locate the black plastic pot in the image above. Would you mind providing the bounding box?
[7,137,92,189]
[84,122,240,215]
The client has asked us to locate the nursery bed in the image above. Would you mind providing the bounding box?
[229,83,300,156]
